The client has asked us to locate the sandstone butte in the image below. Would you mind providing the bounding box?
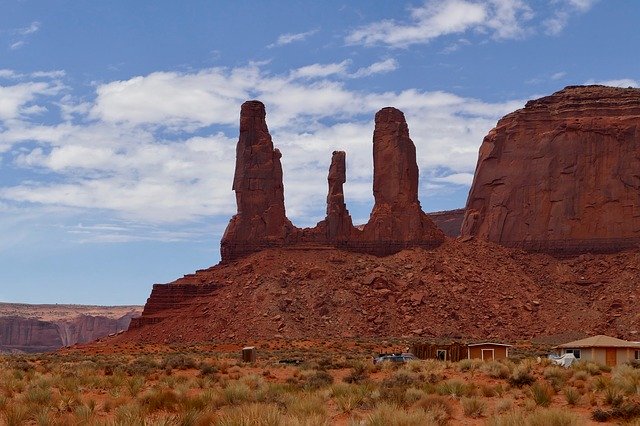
[119,86,639,345]
[462,85,640,255]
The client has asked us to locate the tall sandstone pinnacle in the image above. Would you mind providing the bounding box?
[361,107,444,244]
[461,85,640,253]
[322,150,353,241]
[220,100,297,260]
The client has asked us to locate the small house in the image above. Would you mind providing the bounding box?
[555,335,640,367]
[467,342,511,361]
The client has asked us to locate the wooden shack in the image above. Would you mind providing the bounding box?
[411,341,511,361]
[411,342,467,362]
[467,343,511,360]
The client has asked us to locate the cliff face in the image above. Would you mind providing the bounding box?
[0,304,141,353]
[462,86,640,253]
[221,101,444,262]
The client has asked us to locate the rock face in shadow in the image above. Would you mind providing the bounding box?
[361,108,444,245]
[461,85,640,254]
[220,102,444,262]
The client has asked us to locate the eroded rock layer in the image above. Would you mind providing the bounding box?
[221,101,443,262]
[462,85,640,254]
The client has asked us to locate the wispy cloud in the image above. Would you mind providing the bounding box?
[345,0,534,48]
[19,21,41,35]
[267,29,318,48]
[544,0,599,35]
[346,0,598,48]
[7,20,42,50]
[351,58,399,77]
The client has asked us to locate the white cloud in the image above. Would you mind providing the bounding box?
[0,80,63,120]
[544,0,599,35]
[289,60,350,80]
[433,172,475,185]
[346,0,487,47]
[10,41,26,50]
[19,21,41,35]
[584,78,639,88]
[351,58,399,77]
[267,29,318,48]
[0,65,524,231]
[347,0,598,47]
[551,71,566,80]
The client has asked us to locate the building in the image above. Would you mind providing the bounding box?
[555,335,640,367]
[467,342,511,360]
[411,341,511,361]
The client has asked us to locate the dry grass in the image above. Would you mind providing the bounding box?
[0,345,638,424]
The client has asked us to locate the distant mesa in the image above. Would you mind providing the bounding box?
[220,100,444,262]
[461,85,640,255]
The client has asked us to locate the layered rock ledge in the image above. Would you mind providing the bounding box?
[462,85,640,255]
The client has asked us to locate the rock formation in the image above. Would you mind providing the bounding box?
[220,102,444,262]
[220,101,298,260]
[0,303,141,353]
[317,151,353,241]
[461,85,640,254]
[361,107,444,246]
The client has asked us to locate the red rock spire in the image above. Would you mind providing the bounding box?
[361,107,444,244]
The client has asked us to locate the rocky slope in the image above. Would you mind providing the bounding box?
[125,239,639,344]
[462,85,640,254]
[0,303,141,353]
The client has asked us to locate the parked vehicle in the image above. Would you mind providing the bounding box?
[373,353,417,364]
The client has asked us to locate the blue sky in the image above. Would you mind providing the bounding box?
[1,0,638,305]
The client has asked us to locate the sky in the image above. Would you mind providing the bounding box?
[1,0,638,305]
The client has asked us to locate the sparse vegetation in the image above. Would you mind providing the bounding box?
[0,343,637,424]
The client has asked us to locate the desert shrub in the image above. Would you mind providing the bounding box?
[571,370,589,382]
[486,410,526,426]
[457,359,473,372]
[573,360,602,376]
[2,404,30,426]
[125,357,158,376]
[214,403,282,425]
[125,375,146,397]
[222,381,252,405]
[199,362,219,377]
[343,362,369,384]
[140,388,180,412]
[414,394,453,423]
[483,360,511,379]
[480,383,498,397]
[284,392,327,419]
[381,371,417,388]
[526,408,579,425]
[114,403,145,425]
[530,381,554,407]
[436,379,473,397]
[25,386,52,405]
[495,398,513,413]
[303,370,334,390]
[563,387,580,405]
[603,387,623,407]
[363,402,441,426]
[591,375,611,391]
[461,396,486,418]
[509,365,536,388]
[162,354,197,370]
[591,403,640,423]
[612,364,640,395]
